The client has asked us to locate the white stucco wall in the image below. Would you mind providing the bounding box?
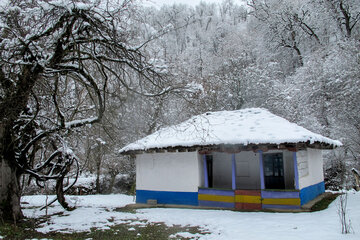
[297,148,324,189]
[136,151,201,192]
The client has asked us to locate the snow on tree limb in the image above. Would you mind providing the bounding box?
[0,0,173,217]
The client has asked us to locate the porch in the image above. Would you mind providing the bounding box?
[198,150,301,210]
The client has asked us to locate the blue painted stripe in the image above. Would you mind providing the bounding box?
[262,204,300,210]
[232,154,236,190]
[136,190,198,206]
[261,190,299,199]
[199,200,235,208]
[259,150,265,189]
[203,154,209,188]
[198,188,234,196]
[293,152,299,190]
[300,181,325,205]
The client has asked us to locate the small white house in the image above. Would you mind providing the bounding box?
[120,108,342,210]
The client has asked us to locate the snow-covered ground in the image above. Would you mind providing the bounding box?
[21,191,360,239]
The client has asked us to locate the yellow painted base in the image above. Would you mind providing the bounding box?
[198,189,302,209]
[235,195,261,204]
[198,194,234,203]
[262,198,300,206]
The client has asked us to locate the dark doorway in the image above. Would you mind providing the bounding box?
[263,153,285,189]
[206,155,213,188]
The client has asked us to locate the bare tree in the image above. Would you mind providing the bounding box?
[338,192,352,234]
[248,0,323,68]
[0,0,171,222]
[322,0,360,38]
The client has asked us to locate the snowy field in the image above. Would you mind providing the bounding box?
[21,191,360,239]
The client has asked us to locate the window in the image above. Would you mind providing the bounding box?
[263,153,285,189]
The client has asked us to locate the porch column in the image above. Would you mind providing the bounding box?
[203,154,209,188]
[258,150,265,189]
[232,154,236,190]
[293,152,299,190]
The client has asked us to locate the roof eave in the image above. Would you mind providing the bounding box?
[119,141,340,155]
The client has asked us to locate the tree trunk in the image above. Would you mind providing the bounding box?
[0,123,24,222]
[95,143,102,194]
[95,159,101,194]
[339,2,352,38]
[55,174,75,211]
[0,160,24,222]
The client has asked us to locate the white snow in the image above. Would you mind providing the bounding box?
[144,0,247,8]
[96,138,106,145]
[21,191,360,239]
[170,232,203,238]
[72,175,97,188]
[22,194,134,208]
[65,117,98,128]
[120,108,342,153]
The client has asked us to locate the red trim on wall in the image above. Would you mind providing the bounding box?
[235,190,261,196]
[236,203,262,210]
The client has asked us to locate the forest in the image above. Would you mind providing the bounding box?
[0,0,359,222]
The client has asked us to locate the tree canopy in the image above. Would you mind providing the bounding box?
[0,0,171,221]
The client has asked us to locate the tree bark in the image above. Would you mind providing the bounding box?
[55,173,75,211]
[0,60,42,223]
[95,159,101,194]
[339,2,352,38]
[95,143,102,194]
[0,124,24,222]
[0,161,24,223]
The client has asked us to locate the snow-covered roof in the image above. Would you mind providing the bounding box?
[120,108,342,153]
